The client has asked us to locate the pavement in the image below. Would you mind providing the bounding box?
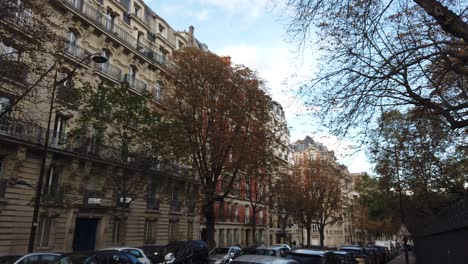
[387,251,416,264]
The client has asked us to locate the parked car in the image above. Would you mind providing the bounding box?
[47,250,141,264]
[140,245,167,264]
[209,246,242,264]
[230,255,298,264]
[162,240,209,264]
[0,253,59,264]
[101,247,151,264]
[339,246,368,264]
[255,246,290,258]
[364,248,379,264]
[272,244,292,250]
[284,249,335,264]
[331,251,358,264]
[368,246,386,264]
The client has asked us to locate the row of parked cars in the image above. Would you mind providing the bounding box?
[0,241,400,264]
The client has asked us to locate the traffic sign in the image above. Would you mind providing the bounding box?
[397,224,411,237]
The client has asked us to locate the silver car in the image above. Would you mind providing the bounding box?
[209,246,242,264]
[0,253,59,264]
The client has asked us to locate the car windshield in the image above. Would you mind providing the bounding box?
[285,253,323,264]
[211,248,229,255]
[0,256,22,264]
[49,253,93,264]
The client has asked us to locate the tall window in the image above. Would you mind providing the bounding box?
[226,229,232,246]
[146,179,159,210]
[218,229,224,247]
[44,164,59,195]
[245,206,250,224]
[187,221,193,240]
[154,81,163,101]
[144,218,157,244]
[127,66,136,86]
[169,220,178,241]
[36,217,52,248]
[104,10,115,31]
[52,113,67,145]
[233,229,239,244]
[112,218,121,244]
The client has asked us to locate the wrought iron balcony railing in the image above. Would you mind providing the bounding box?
[83,189,103,205]
[123,74,147,93]
[64,42,90,60]
[63,0,175,71]
[95,62,123,81]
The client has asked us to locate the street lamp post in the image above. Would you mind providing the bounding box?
[27,53,107,252]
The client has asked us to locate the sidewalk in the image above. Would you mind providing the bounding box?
[387,251,416,264]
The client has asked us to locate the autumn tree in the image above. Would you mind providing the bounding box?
[168,48,272,247]
[369,109,467,233]
[279,0,468,134]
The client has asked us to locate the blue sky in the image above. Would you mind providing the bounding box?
[145,0,371,173]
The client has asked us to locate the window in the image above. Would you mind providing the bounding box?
[44,164,59,195]
[259,210,264,225]
[36,217,52,247]
[233,229,239,244]
[169,220,178,241]
[17,255,39,264]
[104,10,116,31]
[0,157,3,177]
[312,224,318,232]
[158,24,167,38]
[0,97,11,116]
[245,206,250,224]
[144,218,156,244]
[154,81,163,101]
[126,66,136,86]
[112,218,121,244]
[218,229,224,246]
[187,221,193,240]
[52,113,67,145]
[0,43,19,61]
[226,229,232,246]
[146,179,159,210]
[134,4,140,17]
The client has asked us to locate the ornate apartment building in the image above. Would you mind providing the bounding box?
[0,0,209,254]
[291,136,357,247]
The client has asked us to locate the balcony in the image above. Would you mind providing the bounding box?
[83,189,103,205]
[62,0,176,71]
[64,42,90,60]
[124,75,147,94]
[95,62,123,81]
[0,59,28,85]
[146,197,160,210]
[170,200,182,212]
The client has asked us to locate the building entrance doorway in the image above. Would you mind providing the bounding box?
[73,218,99,251]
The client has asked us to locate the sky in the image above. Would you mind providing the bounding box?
[145,0,372,174]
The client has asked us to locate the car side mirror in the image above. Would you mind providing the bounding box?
[230,253,235,257]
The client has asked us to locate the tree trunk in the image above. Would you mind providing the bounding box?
[305,226,311,246]
[319,225,325,247]
[203,198,216,248]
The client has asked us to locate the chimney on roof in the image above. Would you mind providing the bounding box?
[188,25,194,47]
[221,56,231,65]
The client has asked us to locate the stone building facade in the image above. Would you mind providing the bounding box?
[0,0,206,254]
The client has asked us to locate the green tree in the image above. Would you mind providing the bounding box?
[369,109,467,232]
[68,82,174,213]
[168,48,272,248]
[279,0,468,134]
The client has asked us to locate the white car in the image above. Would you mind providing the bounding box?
[101,247,151,264]
[0,253,59,264]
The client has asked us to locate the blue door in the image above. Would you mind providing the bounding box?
[73,218,99,251]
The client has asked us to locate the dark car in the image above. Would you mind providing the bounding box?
[332,251,358,264]
[163,240,209,264]
[368,246,386,264]
[140,245,167,264]
[339,246,368,264]
[255,246,290,258]
[363,248,378,264]
[0,253,59,264]
[284,249,335,264]
[48,250,141,264]
[230,255,298,264]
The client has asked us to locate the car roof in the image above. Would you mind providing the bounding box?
[102,247,140,251]
[288,249,328,256]
[232,255,297,264]
[257,246,288,250]
[341,246,364,250]
[333,251,353,255]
